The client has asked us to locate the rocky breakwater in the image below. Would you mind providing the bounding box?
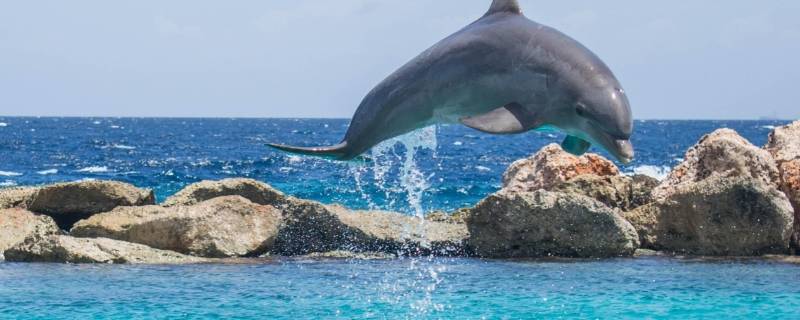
[764,120,800,250]
[626,129,794,255]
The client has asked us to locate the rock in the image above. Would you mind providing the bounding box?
[425,209,468,224]
[4,235,205,264]
[652,129,780,200]
[71,196,281,258]
[764,120,800,249]
[300,250,396,260]
[162,178,286,207]
[0,209,61,260]
[625,177,794,256]
[465,190,639,258]
[27,180,155,229]
[0,187,37,209]
[273,199,469,256]
[502,144,620,193]
[552,174,658,211]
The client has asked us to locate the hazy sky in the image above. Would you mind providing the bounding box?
[1,1,798,119]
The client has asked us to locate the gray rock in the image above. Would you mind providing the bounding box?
[465,190,639,258]
[71,196,282,258]
[764,120,800,250]
[625,177,794,256]
[27,180,155,229]
[162,178,286,207]
[4,235,205,264]
[0,208,61,260]
[273,199,469,256]
[552,174,658,211]
[652,129,780,200]
[502,144,620,193]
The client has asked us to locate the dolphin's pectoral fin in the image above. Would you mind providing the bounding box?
[561,135,592,156]
[459,103,540,134]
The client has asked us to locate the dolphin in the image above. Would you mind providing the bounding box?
[269,0,635,163]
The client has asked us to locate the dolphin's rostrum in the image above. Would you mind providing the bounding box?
[269,0,635,163]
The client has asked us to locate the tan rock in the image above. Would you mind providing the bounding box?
[652,129,780,200]
[0,187,38,210]
[4,235,204,264]
[465,190,639,258]
[0,208,60,259]
[552,174,658,211]
[273,199,469,256]
[502,144,620,193]
[162,178,286,207]
[27,180,155,229]
[764,120,800,249]
[625,177,793,256]
[71,196,281,258]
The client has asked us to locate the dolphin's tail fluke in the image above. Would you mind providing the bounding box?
[267,142,354,160]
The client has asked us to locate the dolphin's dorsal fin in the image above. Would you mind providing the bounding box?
[460,103,539,134]
[486,0,522,16]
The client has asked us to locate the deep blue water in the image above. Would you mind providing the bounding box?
[1,117,798,319]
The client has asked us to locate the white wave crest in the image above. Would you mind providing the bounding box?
[37,169,58,175]
[0,180,16,187]
[77,166,110,173]
[0,122,7,127]
[112,144,136,150]
[630,165,671,180]
[0,171,22,177]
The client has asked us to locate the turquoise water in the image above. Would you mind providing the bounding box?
[1,257,799,319]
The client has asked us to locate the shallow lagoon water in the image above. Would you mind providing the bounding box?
[0,118,798,318]
[2,257,799,319]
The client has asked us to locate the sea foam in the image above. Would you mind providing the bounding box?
[77,166,110,173]
[37,169,58,175]
[629,165,671,180]
[0,171,22,177]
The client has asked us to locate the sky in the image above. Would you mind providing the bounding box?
[0,0,798,119]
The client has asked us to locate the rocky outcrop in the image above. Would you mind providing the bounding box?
[300,250,396,260]
[273,199,469,256]
[625,177,793,256]
[0,187,37,209]
[652,129,780,200]
[26,180,155,229]
[552,174,658,211]
[764,121,800,249]
[465,190,639,258]
[0,208,61,259]
[502,144,620,193]
[4,235,204,264]
[71,196,281,258]
[162,178,286,207]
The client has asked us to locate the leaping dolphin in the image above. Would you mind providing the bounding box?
[269,0,635,163]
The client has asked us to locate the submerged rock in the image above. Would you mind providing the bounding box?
[465,190,639,258]
[0,187,37,210]
[4,235,204,264]
[162,178,286,207]
[0,208,61,260]
[625,177,793,256]
[652,129,780,200]
[502,144,620,193]
[71,196,282,258]
[273,199,469,256]
[552,174,658,211]
[27,180,155,229]
[765,120,800,249]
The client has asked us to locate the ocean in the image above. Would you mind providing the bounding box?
[1,117,798,318]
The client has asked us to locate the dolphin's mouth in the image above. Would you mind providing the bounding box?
[610,139,634,164]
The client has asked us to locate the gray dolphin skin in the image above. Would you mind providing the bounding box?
[268,0,635,163]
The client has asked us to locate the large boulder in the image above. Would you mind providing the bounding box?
[0,187,37,209]
[71,196,281,258]
[502,144,620,193]
[764,120,800,249]
[273,199,469,256]
[465,190,639,258]
[552,174,658,211]
[652,129,780,200]
[4,235,204,264]
[0,208,60,260]
[625,177,794,256]
[27,180,155,229]
[162,178,286,207]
